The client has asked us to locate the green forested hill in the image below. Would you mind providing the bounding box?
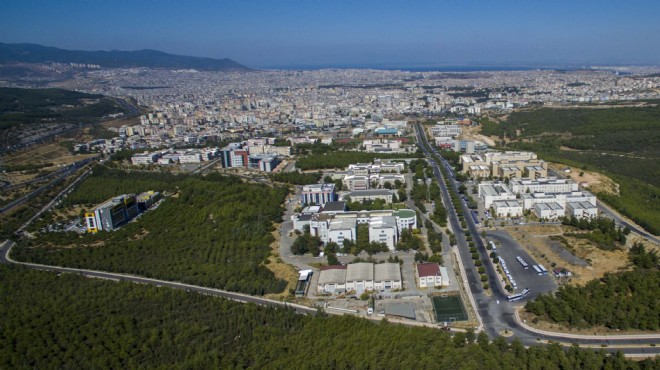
[481,104,660,234]
[525,243,660,330]
[0,265,656,369]
[14,168,288,295]
[0,42,251,71]
[0,87,126,130]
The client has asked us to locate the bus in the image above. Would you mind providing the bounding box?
[532,265,543,275]
[516,256,529,269]
[538,264,548,275]
[507,293,523,302]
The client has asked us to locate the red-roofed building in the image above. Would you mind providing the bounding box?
[416,263,442,288]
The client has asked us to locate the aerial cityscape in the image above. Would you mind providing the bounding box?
[0,1,659,368]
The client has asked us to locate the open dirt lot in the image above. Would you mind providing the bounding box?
[460,124,496,146]
[3,142,97,169]
[263,225,299,300]
[518,309,655,336]
[505,224,630,286]
[548,162,619,196]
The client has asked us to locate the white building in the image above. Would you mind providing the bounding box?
[533,202,565,220]
[301,183,337,206]
[509,178,579,195]
[521,191,597,210]
[416,263,442,288]
[327,218,357,246]
[374,263,402,291]
[492,200,524,218]
[431,124,462,137]
[369,216,398,250]
[345,263,375,293]
[317,266,347,294]
[131,152,160,165]
[344,190,395,203]
[343,175,370,191]
[363,139,403,153]
[178,152,202,163]
[317,263,401,294]
[566,201,598,219]
[297,208,416,248]
[479,182,516,209]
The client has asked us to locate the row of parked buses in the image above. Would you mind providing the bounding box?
[507,288,530,302]
[532,264,548,275]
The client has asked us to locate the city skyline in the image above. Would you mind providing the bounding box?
[2,0,660,68]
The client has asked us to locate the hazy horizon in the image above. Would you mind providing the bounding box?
[2,0,659,69]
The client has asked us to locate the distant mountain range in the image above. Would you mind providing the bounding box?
[0,42,251,71]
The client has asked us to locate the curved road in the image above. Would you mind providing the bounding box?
[0,240,316,316]
[415,124,660,356]
[545,167,660,244]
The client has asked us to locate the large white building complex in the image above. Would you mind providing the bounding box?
[479,176,598,220]
[317,262,402,294]
[460,151,548,179]
[478,182,516,208]
[292,202,417,250]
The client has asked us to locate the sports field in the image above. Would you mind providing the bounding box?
[432,295,468,322]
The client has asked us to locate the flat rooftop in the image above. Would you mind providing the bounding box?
[493,200,522,208]
[535,202,564,211]
[322,201,347,213]
[567,201,597,210]
[346,262,374,282]
[374,263,401,282]
[347,190,394,197]
[302,183,336,192]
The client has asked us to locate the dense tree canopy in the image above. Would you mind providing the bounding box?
[525,243,660,330]
[0,265,656,369]
[482,104,660,235]
[14,168,289,295]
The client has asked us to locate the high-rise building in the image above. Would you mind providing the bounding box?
[85,194,138,233]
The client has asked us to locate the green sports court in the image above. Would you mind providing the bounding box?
[432,295,468,323]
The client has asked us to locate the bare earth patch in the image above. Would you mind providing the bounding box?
[3,141,97,168]
[519,309,655,336]
[548,162,619,196]
[263,224,298,300]
[505,225,629,286]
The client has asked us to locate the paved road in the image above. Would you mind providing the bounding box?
[415,124,660,355]
[546,167,659,244]
[486,230,557,300]
[0,157,97,214]
[0,240,316,316]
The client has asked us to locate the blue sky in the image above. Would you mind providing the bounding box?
[2,0,659,68]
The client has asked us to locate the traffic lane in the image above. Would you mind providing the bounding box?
[2,241,318,315]
[24,260,318,315]
[487,230,557,299]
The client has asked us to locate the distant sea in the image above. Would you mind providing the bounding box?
[264,64,587,72]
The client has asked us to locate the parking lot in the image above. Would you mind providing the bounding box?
[486,230,557,301]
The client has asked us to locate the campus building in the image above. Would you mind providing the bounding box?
[297,208,417,250]
[415,263,449,288]
[478,182,516,209]
[85,194,139,233]
[343,189,395,203]
[301,183,337,206]
[509,178,579,194]
[317,263,401,294]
